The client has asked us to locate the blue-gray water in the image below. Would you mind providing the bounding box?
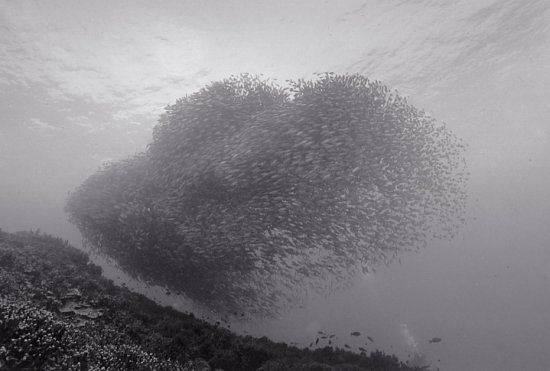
[1,1,549,370]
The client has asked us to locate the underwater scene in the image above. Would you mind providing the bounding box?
[1,1,549,370]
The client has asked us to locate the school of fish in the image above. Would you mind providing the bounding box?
[65,73,468,316]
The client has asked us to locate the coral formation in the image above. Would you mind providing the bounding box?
[0,228,426,370]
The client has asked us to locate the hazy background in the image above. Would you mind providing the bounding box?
[1,1,549,370]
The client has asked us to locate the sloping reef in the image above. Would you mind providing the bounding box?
[0,229,427,370]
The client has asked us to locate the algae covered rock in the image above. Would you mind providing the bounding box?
[66,73,467,316]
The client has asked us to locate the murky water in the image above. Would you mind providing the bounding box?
[1,1,549,369]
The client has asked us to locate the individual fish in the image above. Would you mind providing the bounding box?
[350,331,361,336]
[367,336,374,343]
[429,337,442,343]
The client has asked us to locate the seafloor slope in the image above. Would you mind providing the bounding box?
[0,228,423,370]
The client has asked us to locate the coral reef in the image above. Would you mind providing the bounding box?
[0,228,425,370]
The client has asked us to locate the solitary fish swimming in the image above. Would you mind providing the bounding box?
[351,331,361,336]
[429,337,442,343]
